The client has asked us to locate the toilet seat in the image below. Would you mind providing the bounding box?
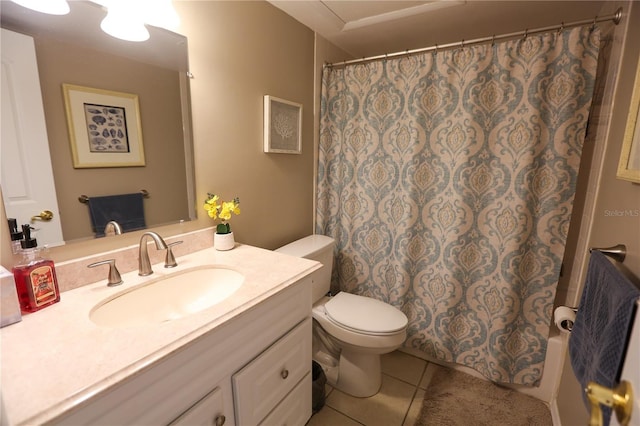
[324,292,408,335]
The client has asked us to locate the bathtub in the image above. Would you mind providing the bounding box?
[400,329,566,403]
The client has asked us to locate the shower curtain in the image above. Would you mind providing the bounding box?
[316,26,600,385]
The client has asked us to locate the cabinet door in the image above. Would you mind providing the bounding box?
[259,373,312,426]
[170,386,227,426]
[233,318,312,425]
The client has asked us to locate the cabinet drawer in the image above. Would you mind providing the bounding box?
[259,372,312,426]
[233,317,312,425]
[170,385,227,426]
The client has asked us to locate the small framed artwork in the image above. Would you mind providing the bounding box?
[263,95,302,154]
[617,60,640,183]
[63,84,145,168]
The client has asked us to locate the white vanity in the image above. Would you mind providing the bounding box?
[0,243,320,425]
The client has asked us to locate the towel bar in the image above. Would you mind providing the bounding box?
[589,244,626,263]
[79,190,150,204]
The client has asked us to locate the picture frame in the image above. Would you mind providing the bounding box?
[263,95,302,154]
[617,61,640,183]
[63,84,145,168]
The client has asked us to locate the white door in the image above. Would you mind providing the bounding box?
[587,299,640,426]
[610,300,640,426]
[1,28,64,247]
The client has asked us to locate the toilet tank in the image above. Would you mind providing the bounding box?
[275,235,335,303]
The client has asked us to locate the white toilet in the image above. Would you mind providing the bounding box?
[276,235,408,397]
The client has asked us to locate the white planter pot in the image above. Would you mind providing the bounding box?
[214,232,235,251]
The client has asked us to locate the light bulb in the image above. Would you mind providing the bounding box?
[10,0,70,15]
[143,0,180,31]
[100,5,150,42]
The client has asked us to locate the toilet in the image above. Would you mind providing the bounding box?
[276,235,408,397]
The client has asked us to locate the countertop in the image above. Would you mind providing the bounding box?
[0,244,319,425]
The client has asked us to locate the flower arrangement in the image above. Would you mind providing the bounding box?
[204,193,240,234]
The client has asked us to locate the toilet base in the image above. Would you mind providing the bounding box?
[335,350,382,398]
[314,350,339,385]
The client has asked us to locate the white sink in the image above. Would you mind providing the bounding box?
[90,265,244,328]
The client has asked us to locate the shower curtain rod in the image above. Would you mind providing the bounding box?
[325,7,623,69]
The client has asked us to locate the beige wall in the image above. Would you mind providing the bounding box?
[554,4,627,309]
[175,0,315,250]
[2,8,637,417]
[556,1,640,423]
[1,1,315,266]
[0,1,314,265]
[0,28,191,241]
[37,38,189,241]
[0,5,637,424]
[589,5,640,279]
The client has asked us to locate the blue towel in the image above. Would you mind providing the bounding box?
[569,250,640,426]
[87,193,146,237]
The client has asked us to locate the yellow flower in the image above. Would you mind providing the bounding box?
[220,200,241,221]
[203,193,240,234]
[205,194,219,206]
[203,194,220,219]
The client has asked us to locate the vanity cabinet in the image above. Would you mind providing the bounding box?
[233,318,312,425]
[170,385,227,426]
[53,277,312,426]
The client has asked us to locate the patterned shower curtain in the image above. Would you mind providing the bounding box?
[316,26,600,385]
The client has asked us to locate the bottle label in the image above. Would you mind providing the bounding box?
[29,265,57,306]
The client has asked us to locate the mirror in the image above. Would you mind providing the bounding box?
[0,1,195,244]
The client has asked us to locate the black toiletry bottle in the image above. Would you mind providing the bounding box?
[12,225,61,313]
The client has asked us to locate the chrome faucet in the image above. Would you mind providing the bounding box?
[104,221,123,236]
[138,231,168,276]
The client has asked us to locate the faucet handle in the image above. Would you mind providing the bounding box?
[88,259,123,287]
[165,241,183,268]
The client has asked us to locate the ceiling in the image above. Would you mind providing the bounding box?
[0,1,187,71]
[2,1,611,66]
[267,1,608,60]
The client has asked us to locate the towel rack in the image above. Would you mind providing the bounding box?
[79,189,150,204]
[589,244,627,263]
[556,243,630,334]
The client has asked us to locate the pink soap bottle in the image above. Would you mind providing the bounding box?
[12,225,60,313]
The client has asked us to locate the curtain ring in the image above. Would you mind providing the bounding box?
[591,15,598,30]
[434,43,438,55]
[558,21,564,34]
[491,35,496,47]
[523,29,528,40]
[460,39,465,49]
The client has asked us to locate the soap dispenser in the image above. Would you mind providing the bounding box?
[7,219,23,255]
[12,225,60,313]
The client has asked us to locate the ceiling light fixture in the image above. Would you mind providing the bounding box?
[143,0,180,31]
[10,0,70,15]
[100,3,150,42]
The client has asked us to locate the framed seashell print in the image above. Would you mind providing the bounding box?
[617,60,640,183]
[63,84,145,168]
[263,95,302,154]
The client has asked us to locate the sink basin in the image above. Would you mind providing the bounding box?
[90,266,244,328]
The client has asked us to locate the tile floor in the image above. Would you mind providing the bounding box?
[307,350,434,426]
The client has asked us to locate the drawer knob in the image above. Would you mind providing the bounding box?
[281,369,289,379]
[214,414,226,426]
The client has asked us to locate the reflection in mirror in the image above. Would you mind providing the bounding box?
[0,1,195,246]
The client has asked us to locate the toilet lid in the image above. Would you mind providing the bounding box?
[324,292,408,334]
